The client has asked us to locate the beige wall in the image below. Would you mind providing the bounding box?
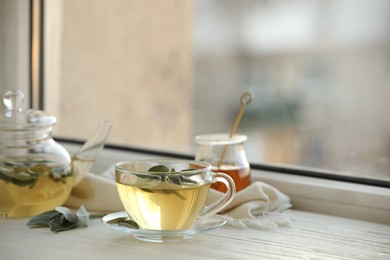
[45,0,193,152]
[0,0,29,100]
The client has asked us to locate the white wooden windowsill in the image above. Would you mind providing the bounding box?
[2,144,388,259]
[1,210,389,259]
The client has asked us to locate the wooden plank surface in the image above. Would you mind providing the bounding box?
[1,210,389,259]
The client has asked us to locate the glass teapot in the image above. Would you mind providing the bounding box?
[0,90,112,218]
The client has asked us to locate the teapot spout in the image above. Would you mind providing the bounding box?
[72,120,112,185]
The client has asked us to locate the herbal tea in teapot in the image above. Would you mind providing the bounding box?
[0,157,94,218]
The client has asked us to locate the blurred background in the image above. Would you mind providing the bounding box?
[1,0,390,181]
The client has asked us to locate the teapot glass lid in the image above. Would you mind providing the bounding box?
[0,90,56,130]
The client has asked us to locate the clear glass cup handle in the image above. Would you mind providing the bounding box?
[200,172,236,219]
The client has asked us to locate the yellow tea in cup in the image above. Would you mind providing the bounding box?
[115,160,235,231]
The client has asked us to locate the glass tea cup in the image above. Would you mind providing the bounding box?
[114,159,235,240]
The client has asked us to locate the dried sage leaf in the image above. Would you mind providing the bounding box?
[27,205,90,232]
[107,217,128,225]
[55,206,78,223]
[49,216,78,233]
[118,219,139,229]
[27,210,60,227]
[107,217,139,229]
[76,205,89,226]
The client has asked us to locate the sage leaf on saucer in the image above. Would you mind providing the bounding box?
[118,219,139,229]
[27,205,90,233]
[107,217,139,229]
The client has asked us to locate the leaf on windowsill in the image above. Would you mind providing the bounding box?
[55,206,78,223]
[76,205,89,226]
[27,205,90,233]
[27,210,60,227]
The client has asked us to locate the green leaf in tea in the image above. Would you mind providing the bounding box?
[170,190,186,200]
[0,162,72,189]
[0,166,38,187]
[181,168,197,172]
[140,188,155,193]
[147,165,198,185]
[146,166,185,199]
[141,164,201,200]
[178,175,198,184]
[170,174,182,185]
[28,164,49,176]
[148,165,171,172]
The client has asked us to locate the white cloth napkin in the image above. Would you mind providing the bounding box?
[65,173,123,212]
[207,181,292,229]
[65,172,292,229]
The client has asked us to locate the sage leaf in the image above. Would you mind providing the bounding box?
[0,167,38,187]
[49,216,78,233]
[181,168,196,172]
[140,188,155,193]
[27,210,60,227]
[76,205,89,226]
[107,217,139,229]
[179,175,197,184]
[170,175,182,185]
[107,217,128,225]
[148,165,170,172]
[171,190,186,200]
[55,206,78,223]
[118,219,139,229]
[28,164,49,176]
[27,205,90,232]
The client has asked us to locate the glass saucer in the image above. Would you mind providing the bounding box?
[102,211,226,242]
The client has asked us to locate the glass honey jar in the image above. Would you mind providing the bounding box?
[195,133,251,192]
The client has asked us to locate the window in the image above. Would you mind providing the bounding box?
[2,0,390,185]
